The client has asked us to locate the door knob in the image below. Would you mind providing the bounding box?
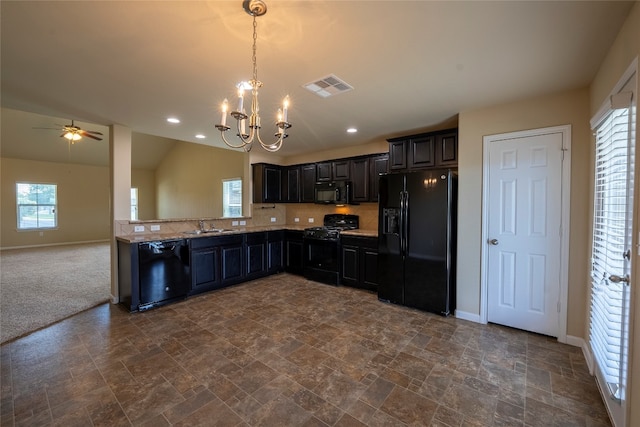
[488,238,499,245]
[609,274,630,284]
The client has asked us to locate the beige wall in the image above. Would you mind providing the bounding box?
[457,87,592,337]
[131,168,156,220]
[588,2,639,425]
[155,142,248,219]
[0,157,110,248]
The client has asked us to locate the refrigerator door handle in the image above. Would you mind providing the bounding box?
[400,191,409,257]
[399,190,406,256]
[403,190,409,256]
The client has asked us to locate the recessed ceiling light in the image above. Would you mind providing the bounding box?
[195,134,206,139]
[346,128,358,133]
[167,117,180,124]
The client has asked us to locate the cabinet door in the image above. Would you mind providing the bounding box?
[264,166,282,202]
[349,158,369,202]
[435,132,458,166]
[341,244,359,286]
[221,244,243,285]
[191,248,220,293]
[268,239,284,273]
[285,236,304,275]
[369,154,388,202]
[284,166,300,203]
[253,163,282,203]
[301,164,316,203]
[388,141,407,170]
[362,248,379,290]
[316,162,332,181]
[246,241,267,279]
[409,136,435,169]
[333,160,350,180]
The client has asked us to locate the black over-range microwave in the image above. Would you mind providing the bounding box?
[314,181,351,205]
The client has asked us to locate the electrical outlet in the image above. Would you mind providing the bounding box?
[134,225,145,232]
[270,217,276,223]
[308,218,314,223]
[150,225,160,232]
[232,220,239,226]
[240,220,246,226]
[294,217,300,222]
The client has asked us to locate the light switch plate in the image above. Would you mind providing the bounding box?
[240,220,246,226]
[308,218,314,223]
[270,217,276,223]
[232,220,239,226]
[294,217,300,222]
[134,225,145,232]
[150,225,160,231]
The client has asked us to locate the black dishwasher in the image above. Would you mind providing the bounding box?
[138,239,190,311]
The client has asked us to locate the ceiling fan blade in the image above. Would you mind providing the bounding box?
[81,132,102,141]
[83,130,103,135]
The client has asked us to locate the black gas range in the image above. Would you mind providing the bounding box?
[303,214,359,285]
[303,214,359,241]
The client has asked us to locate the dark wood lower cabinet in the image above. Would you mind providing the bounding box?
[191,246,220,295]
[340,236,379,292]
[284,230,304,275]
[245,232,270,281]
[267,231,285,274]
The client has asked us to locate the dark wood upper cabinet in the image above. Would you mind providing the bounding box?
[332,160,350,180]
[282,166,300,203]
[349,157,369,203]
[252,163,282,203]
[388,128,458,171]
[388,141,407,170]
[316,162,332,181]
[300,164,316,203]
[435,132,458,166]
[369,153,388,202]
[408,135,435,169]
[317,160,350,181]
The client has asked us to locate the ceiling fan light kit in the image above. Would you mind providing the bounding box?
[215,0,291,153]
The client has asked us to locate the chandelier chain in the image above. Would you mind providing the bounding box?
[252,14,258,83]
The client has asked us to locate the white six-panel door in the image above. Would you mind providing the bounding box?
[483,128,568,337]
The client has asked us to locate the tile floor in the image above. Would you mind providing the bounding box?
[0,273,610,426]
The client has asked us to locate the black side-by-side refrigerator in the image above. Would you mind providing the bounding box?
[377,169,457,316]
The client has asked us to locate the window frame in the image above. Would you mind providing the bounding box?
[222,178,243,218]
[16,182,58,231]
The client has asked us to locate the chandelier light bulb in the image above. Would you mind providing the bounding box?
[220,99,228,127]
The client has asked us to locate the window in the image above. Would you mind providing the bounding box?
[131,188,138,220]
[16,183,57,230]
[588,64,635,427]
[222,178,242,218]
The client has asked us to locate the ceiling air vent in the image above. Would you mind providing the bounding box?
[303,74,353,98]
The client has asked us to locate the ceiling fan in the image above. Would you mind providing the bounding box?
[35,120,103,142]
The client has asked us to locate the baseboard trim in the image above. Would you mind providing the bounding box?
[0,239,110,251]
[455,310,484,324]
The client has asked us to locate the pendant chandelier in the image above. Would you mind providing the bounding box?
[215,0,291,153]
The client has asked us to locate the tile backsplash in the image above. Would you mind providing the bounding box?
[116,202,379,237]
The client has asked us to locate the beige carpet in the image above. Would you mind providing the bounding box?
[0,242,111,343]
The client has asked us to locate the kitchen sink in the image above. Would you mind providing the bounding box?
[184,229,233,235]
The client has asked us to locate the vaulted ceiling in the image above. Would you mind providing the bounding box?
[1,1,635,163]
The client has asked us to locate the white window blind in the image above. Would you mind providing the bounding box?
[590,100,632,402]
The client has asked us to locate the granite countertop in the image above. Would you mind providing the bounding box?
[116,224,377,244]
